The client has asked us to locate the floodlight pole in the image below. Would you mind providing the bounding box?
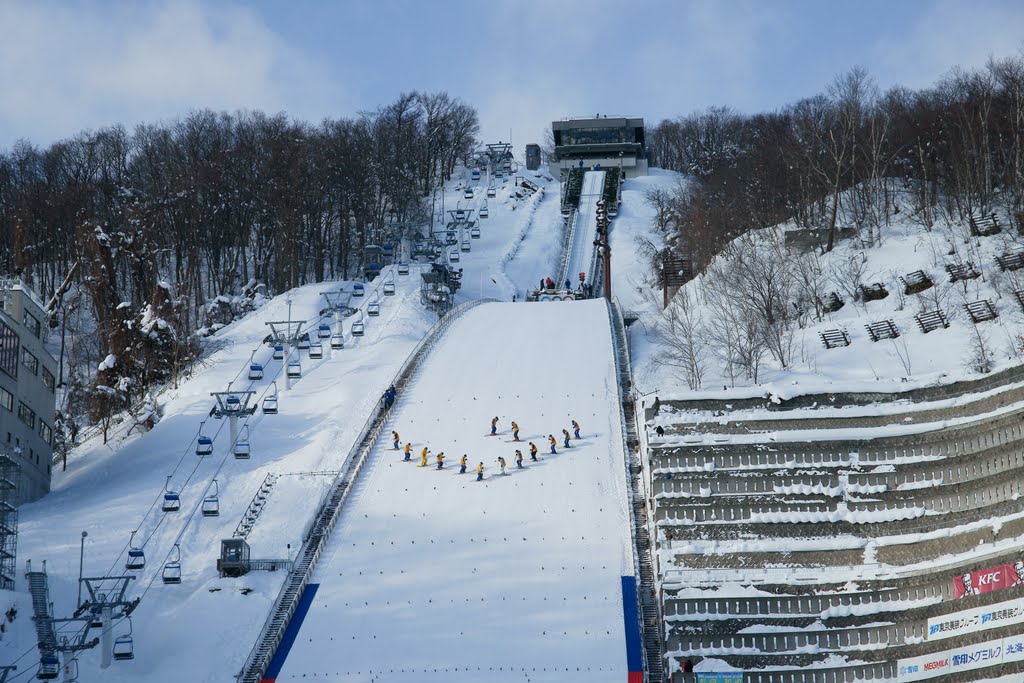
[76,531,87,610]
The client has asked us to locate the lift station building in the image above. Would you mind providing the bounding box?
[550,116,647,180]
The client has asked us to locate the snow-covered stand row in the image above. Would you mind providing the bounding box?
[644,371,1024,680]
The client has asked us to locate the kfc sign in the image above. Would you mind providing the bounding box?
[953,562,1023,599]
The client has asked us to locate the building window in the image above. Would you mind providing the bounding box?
[21,349,38,375]
[22,310,41,339]
[38,421,52,446]
[0,319,17,378]
[17,402,35,429]
[42,367,55,392]
[0,386,12,411]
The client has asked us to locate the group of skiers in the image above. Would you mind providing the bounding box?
[391,417,583,481]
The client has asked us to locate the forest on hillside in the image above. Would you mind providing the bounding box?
[647,56,1024,275]
[643,55,1024,390]
[0,91,478,444]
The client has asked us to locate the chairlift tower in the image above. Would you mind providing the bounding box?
[210,391,256,453]
[265,319,306,391]
[320,291,357,354]
[74,574,139,669]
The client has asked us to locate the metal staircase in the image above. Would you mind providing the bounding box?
[25,561,59,671]
[233,473,279,539]
[607,301,665,683]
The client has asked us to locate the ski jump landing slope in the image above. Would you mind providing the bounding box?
[270,299,638,683]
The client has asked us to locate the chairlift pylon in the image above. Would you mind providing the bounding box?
[112,618,135,661]
[202,479,220,517]
[162,544,182,585]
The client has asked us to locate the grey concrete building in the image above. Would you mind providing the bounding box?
[0,277,57,505]
[550,116,648,179]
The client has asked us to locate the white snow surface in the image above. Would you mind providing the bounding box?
[276,300,634,682]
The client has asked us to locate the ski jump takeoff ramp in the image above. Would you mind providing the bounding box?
[265,299,641,683]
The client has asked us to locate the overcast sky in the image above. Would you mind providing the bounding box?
[2,0,1023,153]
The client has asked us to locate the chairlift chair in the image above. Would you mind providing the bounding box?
[479,206,489,219]
[162,474,180,512]
[272,344,285,361]
[202,479,220,517]
[309,340,323,359]
[461,240,471,252]
[455,209,466,221]
[234,426,251,459]
[330,333,345,350]
[196,434,213,456]
[397,263,410,276]
[317,323,331,339]
[297,335,310,351]
[383,281,396,296]
[464,187,474,199]
[262,383,279,415]
[248,363,264,381]
[126,531,145,571]
[112,619,135,661]
[367,297,380,317]
[286,360,301,379]
[162,544,182,585]
[352,282,365,297]
[225,395,241,412]
[449,250,460,263]
[38,655,60,679]
[487,187,496,198]
[471,226,481,238]
[351,316,365,337]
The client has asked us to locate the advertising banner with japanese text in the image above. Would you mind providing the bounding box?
[927,596,1024,640]
[949,640,1003,674]
[897,651,950,681]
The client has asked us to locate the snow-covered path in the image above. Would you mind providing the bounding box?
[272,299,636,683]
[562,170,605,287]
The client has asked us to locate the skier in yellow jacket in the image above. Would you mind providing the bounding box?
[459,454,468,474]
[403,442,412,461]
[392,431,400,449]
[529,441,539,461]
[548,434,557,454]
[511,421,520,441]
[436,452,445,470]
[420,446,430,467]
[476,462,484,481]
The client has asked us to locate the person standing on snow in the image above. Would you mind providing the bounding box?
[529,442,539,461]
[403,443,412,461]
[562,429,572,448]
[392,431,400,450]
[436,452,445,470]
[497,455,507,475]
[511,421,520,441]
[571,420,581,439]
[490,416,499,436]
[459,454,468,474]
[420,446,430,467]
[548,434,557,454]
[476,462,484,481]
[515,450,524,468]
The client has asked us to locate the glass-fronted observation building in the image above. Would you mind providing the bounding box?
[550,116,647,179]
